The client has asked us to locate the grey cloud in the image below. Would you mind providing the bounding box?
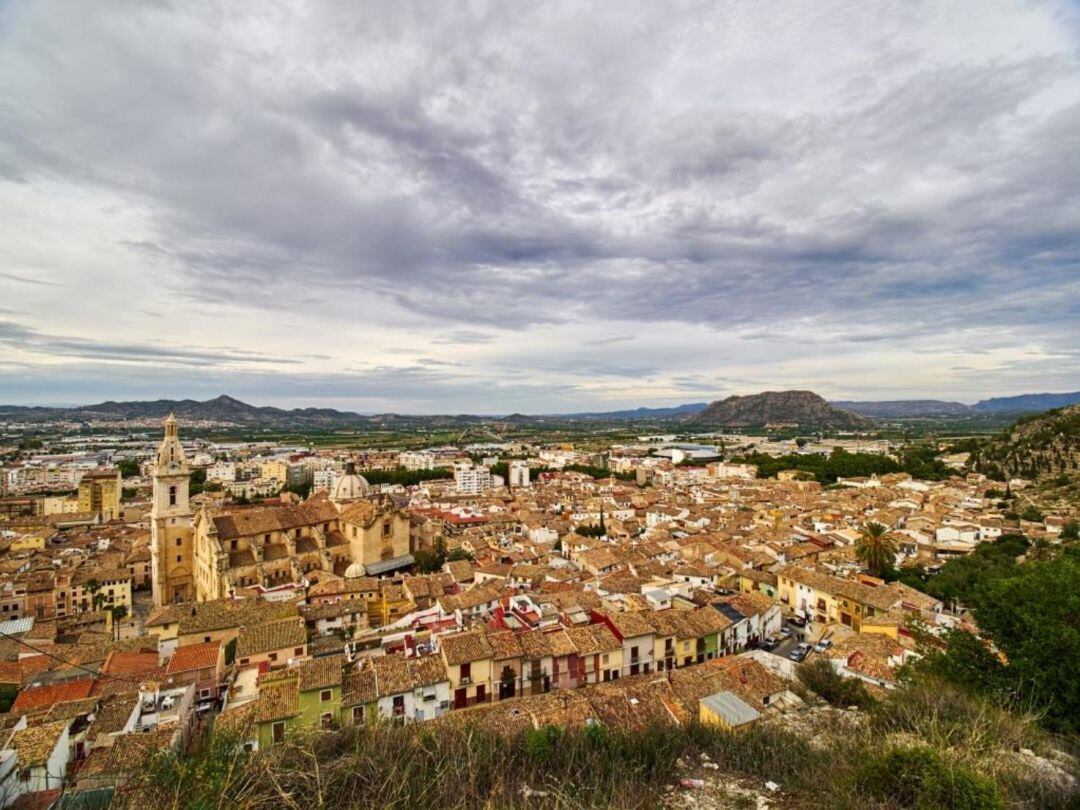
[0,320,300,368]
[0,2,1078,406]
[0,272,61,286]
[431,330,498,345]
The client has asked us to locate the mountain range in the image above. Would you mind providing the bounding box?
[835,392,1080,418]
[2,390,1079,428]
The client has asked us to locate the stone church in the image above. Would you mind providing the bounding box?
[150,416,413,607]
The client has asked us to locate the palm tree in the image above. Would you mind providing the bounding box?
[855,521,898,576]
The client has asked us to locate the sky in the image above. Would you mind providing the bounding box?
[1,1,1079,414]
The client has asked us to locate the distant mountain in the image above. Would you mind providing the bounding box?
[0,395,369,428]
[559,403,708,420]
[973,392,1080,413]
[689,390,872,429]
[832,399,973,418]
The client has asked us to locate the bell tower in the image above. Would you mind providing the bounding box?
[150,414,194,606]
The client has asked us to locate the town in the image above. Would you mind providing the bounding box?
[0,401,1073,807]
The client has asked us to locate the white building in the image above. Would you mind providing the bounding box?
[206,461,236,483]
[399,451,438,471]
[508,460,530,488]
[453,463,492,495]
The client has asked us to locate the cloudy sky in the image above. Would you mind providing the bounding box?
[1,1,1079,413]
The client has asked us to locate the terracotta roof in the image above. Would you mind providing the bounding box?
[10,721,66,768]
[372,654,413,697]
[298,654,345,692]
[236,617,306,659]
[166,641,221,675]
[147,597,300,636]
[486,630,524,661]
[439,630,493,666]
[606,610,655,640]
[212,499,339,540]
[566,624,621,656]
[86,694,138,742]
[342,667,377,706]
[255,675,300,723]
[101,650,162,678]
[11,677,94,713]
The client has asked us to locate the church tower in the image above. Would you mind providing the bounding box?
[150,414,195,606]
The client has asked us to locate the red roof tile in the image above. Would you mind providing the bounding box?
[167,641,222,674]
[12,677,95,713]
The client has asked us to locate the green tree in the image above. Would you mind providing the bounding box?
[1061,521,1079,541]
[414,537,448,573]
[855,522,898,577]
[1019,505,1044,523]
[111,604,128,640]
[967,553,1080,734]
[117,458,141,478]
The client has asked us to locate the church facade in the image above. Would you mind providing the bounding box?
[150,417,413,607]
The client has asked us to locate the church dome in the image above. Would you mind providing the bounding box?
[343,561,367,579]
[331,461,370,503]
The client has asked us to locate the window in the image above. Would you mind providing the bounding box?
[460,662,471,680]
[269,652,278,662]
[321,712,334,729]
[169,485,177,506]
[320,689,332,702]
[294,647,303,656]
[176,556,182,563]
[176,538,182,546]
[352,705,365,724]
[272,721,285,743]
[383,521,392,537]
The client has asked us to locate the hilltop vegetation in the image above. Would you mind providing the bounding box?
[973,404,1080,482]
[735,446,952,484]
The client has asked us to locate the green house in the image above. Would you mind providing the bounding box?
[297,654,348,729]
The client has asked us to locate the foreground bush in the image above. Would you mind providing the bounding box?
[119,679,1078,809]
[797,657,875,709]
[852,746,1003,809]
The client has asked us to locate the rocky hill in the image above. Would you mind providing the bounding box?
[689,390,872,429]
[973,404,1080,483]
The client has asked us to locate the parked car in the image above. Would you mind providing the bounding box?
[788,615,807,628]
[779,627,794,640]
[814,639,833,654]
[761,637,780,651]
[789,643,812,662]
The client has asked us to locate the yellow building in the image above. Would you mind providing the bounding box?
[699,690,761,731]
[777,567,897,631]
[77,469,122,521]
[440,630,494,708]
[9,532,46,552]
[41,495,79,516]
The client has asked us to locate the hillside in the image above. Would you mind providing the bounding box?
[973,404,1080,482]
[0,395,370,428]
[832,399,972,418]
[690,391,872,430]
[974,391,1080,413]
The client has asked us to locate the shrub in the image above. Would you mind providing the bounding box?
[525,724,562,764]
[853,746,1003,809]
[797,658,875,709]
